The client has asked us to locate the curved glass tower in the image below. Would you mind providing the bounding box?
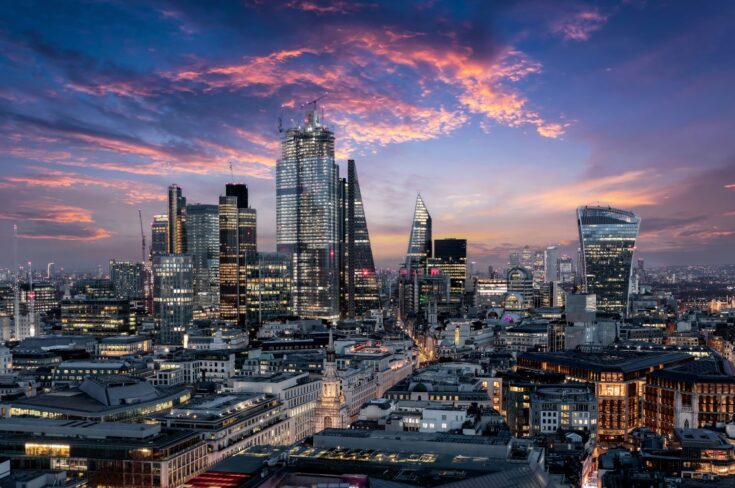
[277,109,340,319]
[577,206,641,316]
[405,194,432,271]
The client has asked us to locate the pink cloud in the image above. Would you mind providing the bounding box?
[551,9,608,41]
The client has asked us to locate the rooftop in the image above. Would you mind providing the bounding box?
[651,357,735,383]
[519,349,692,373]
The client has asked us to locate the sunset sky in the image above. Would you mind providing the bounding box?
[1,0,734,271]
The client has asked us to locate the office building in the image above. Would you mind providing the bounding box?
[246,252,292,324]
[60,297,136,337]
[153,254,193,345]
[340,159,380,318]
[430,238,467,302]
[277,108,340,319]
[0,418,207,488]
[3,375,190,421]
[186,203,220,308]
[167,184,187,254]
[150,214,169,257]
[529,386,597,436]
[158,393,289,465]
[644,357,735,436]
[506,266,534,309]
[96,335,152,358]
[405,194,432,271]
[219,183,257,328]
[109,260,144,299]
[544,246,559,282]
[518,349,692,444]
[577,206,641,315]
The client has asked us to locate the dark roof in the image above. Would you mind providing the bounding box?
[520,349,692,373]
[651,357,735,384]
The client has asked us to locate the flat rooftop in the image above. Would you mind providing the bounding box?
[520,349,692,373]
[651,357,735,383]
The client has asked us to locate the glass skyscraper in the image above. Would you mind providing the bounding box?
[341,159,380,318]
[167,184,187,254]
[430,238,467,302]
[577,205,641,315]
[186,204,219,308]
[109,260,144,299]
[405,194,432,271]
[219,183,257,328]
[277,109,340,319]
[152,254,193,345]
[150,214,168,257]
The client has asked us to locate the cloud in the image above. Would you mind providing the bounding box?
[0,203,111,241]
[551,8,608,41]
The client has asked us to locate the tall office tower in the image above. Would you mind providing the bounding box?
[507,266,534,309]
[186,204,220,308]
[219,183,257,327]
[544,246,559,283]
[109,260,144,299]
[246,252,292,324]
[150,214,169,257]
[405,194,432,271]
[167,184,187,254]
[577,206,641,315]
[431,238,467,301]
[558,255,575,284]
[152,254,193,345]
[520,245,534,270]
[277,108,340,319]
[509,250,522,268]
[341,159,380,318]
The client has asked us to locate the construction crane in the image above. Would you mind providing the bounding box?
[138,209,146,262]
[229,160,235,182]
[299,92,328,112]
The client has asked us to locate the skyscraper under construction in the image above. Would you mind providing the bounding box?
[277,108,340,319]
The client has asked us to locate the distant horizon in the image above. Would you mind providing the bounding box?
[1,1,734,269]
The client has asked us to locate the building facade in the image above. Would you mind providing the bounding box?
[577,206,641,315]
[153,254,193,345]
[219,183,257,328]
[186,203,219,308]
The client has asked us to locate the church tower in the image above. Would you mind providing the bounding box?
[314,327,347,432]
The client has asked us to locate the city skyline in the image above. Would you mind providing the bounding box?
[1,1,735,271]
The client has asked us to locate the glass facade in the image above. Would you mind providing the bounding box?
[109,260,144,299]
[150,214,168,257]
[152,254,193,345]
[430,238,467,302]
[186,204,219,308]
[405,194,432,271]
[219,184,257,328]
[577,206,641,315]
[277,109,339,319]
[341,159,380,317]
[167,184,187,254]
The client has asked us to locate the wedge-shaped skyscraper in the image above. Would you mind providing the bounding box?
[577,205,641,315]
[405,194,432,271]
[341,159,380,318]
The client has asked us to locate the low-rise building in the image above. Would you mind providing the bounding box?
[0,417,207,488]
[157,393,289,465]
[529,386,597,436]
[227,372,321,444]
[96,335,152,358]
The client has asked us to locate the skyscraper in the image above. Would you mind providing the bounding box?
[150,214,168,257]
[544,246,559,282]
[277,108,340,319]
[577,206,641,315]
[109,260,144,299]
[405,194,432,271]
[431,238,467,302]
[186,203,219,308]
[246,252,292,324]
[219,183,257,328]
[167,184,187,254]
[152,254,193,345]
[341,159,380,318]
